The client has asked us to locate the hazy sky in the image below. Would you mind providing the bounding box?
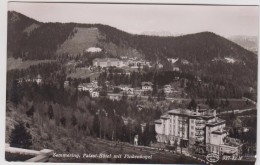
[8,2,259,37]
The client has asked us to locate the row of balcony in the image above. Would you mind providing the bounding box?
[195,119,205,124]
[195,131,204,137]
[195,125,205,130]
[195,136,204,142]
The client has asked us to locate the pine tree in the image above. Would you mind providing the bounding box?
[26,105,35,117]
[92,114,100,137]
[188,99,197,110]
[10,123,32,149]
[152,83,158,96]
[48,105,54,119]
[60,117,66,127]
[10,80,19,106]
[71,115,77,127]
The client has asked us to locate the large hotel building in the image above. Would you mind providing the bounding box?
[93,58,124,68]
[154,108,242,156]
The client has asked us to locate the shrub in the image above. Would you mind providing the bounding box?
[10,123,32,149]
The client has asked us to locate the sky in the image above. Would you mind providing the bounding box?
[8,2,259,37]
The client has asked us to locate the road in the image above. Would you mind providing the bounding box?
[220,108,255,115]
[117,93,246,102]
[83,138,201,164]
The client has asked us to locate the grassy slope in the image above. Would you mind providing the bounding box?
[23,23,40,35]
[66,68,100,81]
[7,57,55,70]
[56,27,100,56]
[56,26,143,58]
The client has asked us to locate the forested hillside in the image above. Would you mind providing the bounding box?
[7,11,257,89]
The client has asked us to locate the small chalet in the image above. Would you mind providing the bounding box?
[91,91,100,98]
[141,82,153,91]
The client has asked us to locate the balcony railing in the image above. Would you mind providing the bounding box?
[195,136,204,142]
[195,132,204,136]
[5,143,53,162]
[195,120,205,124]
[195,125,204,130]
[195,123,205,127]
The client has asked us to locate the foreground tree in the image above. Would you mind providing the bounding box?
[188,99,197,110]
[48,105,54,120]
[10,123,32,149]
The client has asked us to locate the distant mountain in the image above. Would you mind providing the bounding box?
[7,11,258,88]
[141,31,174,37]
[228,35,258,54]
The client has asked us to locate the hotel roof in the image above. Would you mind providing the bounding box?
[211,130,227,135]
[154,119,162,124]
[141,81,153,86]
[161,115,170,119]
[168,109,193,116]
[206,119,226,127]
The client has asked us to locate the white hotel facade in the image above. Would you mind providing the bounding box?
[154,108,242,156]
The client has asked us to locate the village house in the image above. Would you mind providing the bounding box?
[141,123,147,133]
[128,58,151,69]
[154,108,243,156]
[35,74,42,85]
[167,58,179,64]
[126,87,134,95]
[125,71,131,76]
[137,105,144,111]
[163,84,172,94]
[64,80,70,88]
[78,83,97,92]
[133,88,143,96]
[91,91,100,98]
[118,85,129,91]
[129,57,138,61]
[181,59,190,65]
[122,116,134,125]
[91,80,98,88]
[249,87,255,93]
[174,76,180,81]
[173,67,180,71]
[201,82,210,88]
[141,82,153,91]
[117,85,134,95]
[18,74,43,85]
[121,56,128,60]
[107,93,121,101]
[66,60,79,67]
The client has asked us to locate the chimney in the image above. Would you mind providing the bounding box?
[213,110,216,117]
[196,106,199,115]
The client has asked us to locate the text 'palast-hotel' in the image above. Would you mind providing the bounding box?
[154,107,242,156]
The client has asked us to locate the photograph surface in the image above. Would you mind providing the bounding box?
[5,2,258,164]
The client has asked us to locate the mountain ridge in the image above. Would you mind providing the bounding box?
[7,11,258,88]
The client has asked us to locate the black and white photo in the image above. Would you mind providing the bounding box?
[4,1,259,164]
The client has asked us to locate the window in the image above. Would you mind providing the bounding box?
[191,132,194,136]
[191,126,194,130]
